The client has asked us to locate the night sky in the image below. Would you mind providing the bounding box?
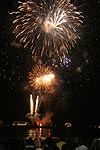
[0,0,100,126]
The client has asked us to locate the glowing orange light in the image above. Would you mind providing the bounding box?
[29,65,55,92]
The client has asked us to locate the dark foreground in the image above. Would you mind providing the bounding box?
[0,125,100,138]
[0,126,100,150]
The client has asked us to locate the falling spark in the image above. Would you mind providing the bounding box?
[29,65,55,92]
[10,0,83,60]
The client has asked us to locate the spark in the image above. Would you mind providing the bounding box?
[28,65,55,92]
[10,0,83,60]
[60,56,71,67]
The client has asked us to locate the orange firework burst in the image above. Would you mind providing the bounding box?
[29,65,55,92]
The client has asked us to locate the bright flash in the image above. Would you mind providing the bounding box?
[42,74,55,83]
[29,65,55,92]
[43,9,66,34]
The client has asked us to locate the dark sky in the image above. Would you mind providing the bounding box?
[0,0,100,126]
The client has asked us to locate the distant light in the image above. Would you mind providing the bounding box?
[65,122,72,128]
[12,121,30,126]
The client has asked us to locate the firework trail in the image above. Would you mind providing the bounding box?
[10,0,83,61]
[30,94,34,115]
[35,95,39,113]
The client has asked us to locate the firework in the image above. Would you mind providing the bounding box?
[30,94,34,115]
[35,95,39,113]
[60,56,71,67]
[29,65,55,92]
[10,0,83,60]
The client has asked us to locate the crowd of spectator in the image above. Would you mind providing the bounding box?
[0,130,100,150]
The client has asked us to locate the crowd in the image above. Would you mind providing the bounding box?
[25,131,100,150]
[0,131,100,150]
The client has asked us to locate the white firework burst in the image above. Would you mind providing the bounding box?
[10,0,83,60]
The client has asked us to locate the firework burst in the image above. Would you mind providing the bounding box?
[29,65,55,93]
[10,0,83,60]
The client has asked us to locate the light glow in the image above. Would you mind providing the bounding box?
[35,95,39,113]
[30,94,34,115]
[29,65,55,92]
